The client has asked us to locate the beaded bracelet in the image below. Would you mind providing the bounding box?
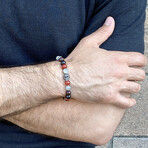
[56,56,71,101]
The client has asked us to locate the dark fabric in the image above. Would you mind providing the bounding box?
[0,0,146,147]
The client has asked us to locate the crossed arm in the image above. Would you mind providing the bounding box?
[1,54,128,145]
[4,97,127,145]
[0,14,147,146]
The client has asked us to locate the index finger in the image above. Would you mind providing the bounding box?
[123,52,147,67]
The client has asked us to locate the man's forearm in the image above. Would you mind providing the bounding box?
[4,97,126,145]
[0,61,65,117]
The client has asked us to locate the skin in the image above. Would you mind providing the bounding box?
[5,97,126,146]
[66,17,146,108]
[0,17,146,117]
[0,61,65,117]
[3,17,147,145]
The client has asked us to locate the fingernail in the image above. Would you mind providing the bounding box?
[104,17,113,26]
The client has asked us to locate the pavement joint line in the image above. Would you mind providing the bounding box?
[107,138,113,148]
[114,136,148,138]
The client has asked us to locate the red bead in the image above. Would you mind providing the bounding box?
[65,80,70,85]
[62,64,67,69]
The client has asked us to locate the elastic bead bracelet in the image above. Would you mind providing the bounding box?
[56,56,71,101]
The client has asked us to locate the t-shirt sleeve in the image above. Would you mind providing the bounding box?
[82,0,147,54]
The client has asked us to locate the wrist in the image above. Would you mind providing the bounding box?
[0,62,66,106]
[64,59,76,99]
[45,61,65,98]
[65,59,87,102]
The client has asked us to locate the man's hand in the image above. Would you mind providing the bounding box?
[66,17,147,108]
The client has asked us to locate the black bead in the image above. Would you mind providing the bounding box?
[66,90,71,95]
[61,60,66,65]
[66,95,71,99]
[59,57,64,62]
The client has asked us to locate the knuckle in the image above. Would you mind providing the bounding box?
[80,37,88,44]
[113,54,122,63]
[106,85,117,100]
[80,37,92,46]
[113,68,127,78]
[99,27,109,37]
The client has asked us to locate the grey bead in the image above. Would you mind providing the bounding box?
[56,56,62,61]
[66,85,71,90]
[63,68,68,74]
[64,74,70,81]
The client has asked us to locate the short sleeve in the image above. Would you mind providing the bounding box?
[82,0,147,54]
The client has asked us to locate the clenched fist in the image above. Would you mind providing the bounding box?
[66,17,147,108]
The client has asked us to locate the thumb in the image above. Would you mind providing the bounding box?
[90,16,115,46]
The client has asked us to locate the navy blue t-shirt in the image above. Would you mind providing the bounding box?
[0,0,146,147]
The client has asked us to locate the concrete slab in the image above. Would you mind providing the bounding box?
[113,137,148,148]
